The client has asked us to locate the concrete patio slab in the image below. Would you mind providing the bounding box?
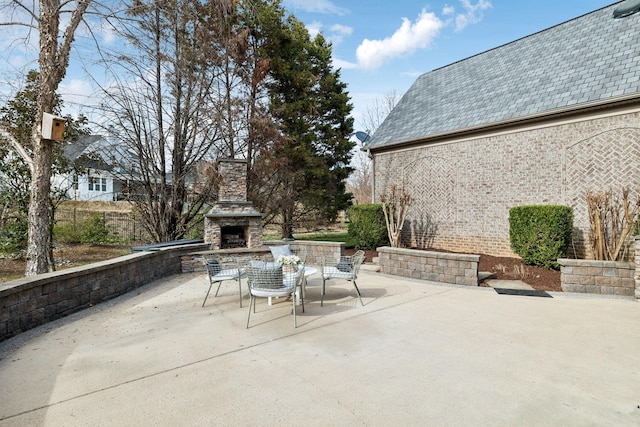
[1,270,639,426]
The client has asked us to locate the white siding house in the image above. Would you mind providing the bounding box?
[54,135,138,202]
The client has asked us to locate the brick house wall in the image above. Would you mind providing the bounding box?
[372,109,640,257]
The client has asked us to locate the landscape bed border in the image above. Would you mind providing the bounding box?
[2,239,639,342]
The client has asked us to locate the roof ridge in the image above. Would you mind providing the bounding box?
[428,1,623,75]
[367,1,640,150]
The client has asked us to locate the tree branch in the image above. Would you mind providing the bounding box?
[10,0,39,22]
[0,125,34,173]
[0,21,38,28]
[56,0,90,73]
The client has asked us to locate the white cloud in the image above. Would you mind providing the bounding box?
[329,24,353,45]
[332,57,358,70]
[58,79,96,115]
[325,24,353,46]
[355,9,443,70]
[455,0,492,31]
[306,21,323,38]
[282,0,349,15]
[442,5,455,16]
[98,21,118,45]
[306,22,353,46]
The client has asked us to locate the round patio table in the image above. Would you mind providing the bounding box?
[267,265,317,306]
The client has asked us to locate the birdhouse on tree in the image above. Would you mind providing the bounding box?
[42,112,65,141]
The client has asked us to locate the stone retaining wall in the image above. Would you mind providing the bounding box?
[635,237,640,300]
[377,247,479,286]
[180,240,345,272]
[263,241,344,266]
[558,258,635,297]
[0,243,209,342]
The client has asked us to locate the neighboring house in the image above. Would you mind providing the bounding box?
[364,2,640,258]
[53,135,141,202]
[54,135,211,203]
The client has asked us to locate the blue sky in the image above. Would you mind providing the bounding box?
[0,0,618,133]
[283,0,616,132]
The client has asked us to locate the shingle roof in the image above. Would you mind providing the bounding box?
[365,2,640,150]
[63,135,104,161]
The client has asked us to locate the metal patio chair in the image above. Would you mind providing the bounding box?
[321,250,366,307]
[203,259,246,308]
[246,261,305,328]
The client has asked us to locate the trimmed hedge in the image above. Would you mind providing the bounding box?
[509,205,573,270]
[348,204,389,250]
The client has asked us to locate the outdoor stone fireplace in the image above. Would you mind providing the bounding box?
[204,159,263,249]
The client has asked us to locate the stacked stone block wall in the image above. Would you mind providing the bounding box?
[182,247,272,272]
[217,159,247,202]
[559,258,635,297]
[0,243,207,342]
[263,241,345,266]
[635,237,640,300]
[182,241,345,272]
[377,247,479,286]
[373,112,640,257]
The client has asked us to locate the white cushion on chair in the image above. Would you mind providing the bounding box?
[269,245,291,260]
[322,266,355,279]
[211,268,242,281]
[250,260,279,268]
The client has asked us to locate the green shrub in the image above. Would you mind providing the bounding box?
[54,223,82,244]
[184,214,205,240]
[80,213,116,243]
[509,205,573,270]
[0,218,28,255]
[347,204,389,250]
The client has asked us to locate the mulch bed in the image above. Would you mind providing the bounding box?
[347,248,562,292]
[478,253,561,292]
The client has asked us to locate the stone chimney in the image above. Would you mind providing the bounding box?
[204,159,263,249]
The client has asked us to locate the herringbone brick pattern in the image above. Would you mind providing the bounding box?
[565,127,640,233]
[374,112,640,257]
[403,155,455,226]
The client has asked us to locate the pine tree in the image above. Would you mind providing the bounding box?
[253,10,354,238]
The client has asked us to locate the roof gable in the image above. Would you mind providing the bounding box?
[64,135,140,174]
[367,2,640,149]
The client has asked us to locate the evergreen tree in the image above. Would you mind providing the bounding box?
[252,9,354,238]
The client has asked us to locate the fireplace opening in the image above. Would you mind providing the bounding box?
[220,226,247,249]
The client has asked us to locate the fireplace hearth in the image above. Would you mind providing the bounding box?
[220,226,247,249]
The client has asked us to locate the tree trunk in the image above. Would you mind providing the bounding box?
[25,137,53,275]
[25,0,90,275]
[281,207,294,239]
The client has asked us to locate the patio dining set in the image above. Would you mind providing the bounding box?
[202,245,366,328]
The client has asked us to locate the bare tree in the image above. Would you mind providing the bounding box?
[347,145,372,205]
[348,90,398,205]
[94,0,233,242]
[1,0,90,275]
[360,90,399,134]
[380,181,413,248]
[586,187,640,261]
